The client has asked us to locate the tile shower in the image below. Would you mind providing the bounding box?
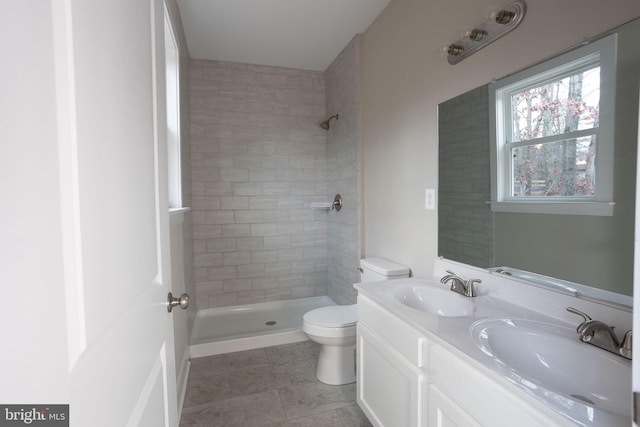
[189,35,362,311]
[183,37,366,426]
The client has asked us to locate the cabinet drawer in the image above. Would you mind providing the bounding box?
[358,295,426,367]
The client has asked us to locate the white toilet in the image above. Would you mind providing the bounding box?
[303,257,410,385]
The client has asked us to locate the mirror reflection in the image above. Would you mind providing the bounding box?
[438,18,640,297]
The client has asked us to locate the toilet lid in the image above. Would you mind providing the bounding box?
[303,304,357,327]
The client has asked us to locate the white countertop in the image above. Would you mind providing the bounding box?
[354,270,632,427]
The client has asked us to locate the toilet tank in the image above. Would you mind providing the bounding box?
[360,257,410,283]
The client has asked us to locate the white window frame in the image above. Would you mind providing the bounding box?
[489,34,617,216]
[165,5,182,209]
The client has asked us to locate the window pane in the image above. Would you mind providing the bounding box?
[510,67,600,142]
[511,135,596,198]
[165,11,182,209]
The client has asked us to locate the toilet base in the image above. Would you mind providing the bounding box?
[315,343,356,385]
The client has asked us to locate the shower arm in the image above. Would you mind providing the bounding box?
[320,114,339,130]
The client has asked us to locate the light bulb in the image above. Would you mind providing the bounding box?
[461,29,487,41]
[443,44,464,56]
[439,44,464,56]
[487,9,515,24]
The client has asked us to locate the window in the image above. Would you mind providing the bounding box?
[165,7,182,209]
[490,34,617,215]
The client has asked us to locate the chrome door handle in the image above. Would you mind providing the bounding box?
[167,292,189,313]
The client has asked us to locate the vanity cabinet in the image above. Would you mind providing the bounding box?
[428,344,560,427]
[427,385,481,427]
[357,323,426,427]
[356,295,569,427]
[357,292,428,426]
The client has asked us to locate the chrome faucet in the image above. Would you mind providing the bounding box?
[566,307,632,360]
[440,270,481,297]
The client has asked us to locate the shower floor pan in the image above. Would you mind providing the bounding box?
[189,296,335,358]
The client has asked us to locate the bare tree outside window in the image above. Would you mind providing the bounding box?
[508,67,600,198]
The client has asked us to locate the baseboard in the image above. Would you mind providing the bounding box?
[176,346,190,420]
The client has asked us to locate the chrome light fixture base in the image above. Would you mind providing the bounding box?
[446,1,526,65]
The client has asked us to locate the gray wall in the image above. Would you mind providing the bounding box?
[189,60,328,309]
[325,35,363,304]
[361,0,640,281]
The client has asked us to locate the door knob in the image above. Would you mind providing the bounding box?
[167,292,189,313]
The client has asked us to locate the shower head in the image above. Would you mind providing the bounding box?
[320,114,339,130]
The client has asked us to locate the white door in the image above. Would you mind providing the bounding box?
[0,1,179,426]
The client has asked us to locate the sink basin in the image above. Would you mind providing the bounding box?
[471,318,631,419]
[393,283,475,317]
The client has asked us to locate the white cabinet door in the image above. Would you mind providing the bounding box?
[357,323,426,427]
[428,385,481,427]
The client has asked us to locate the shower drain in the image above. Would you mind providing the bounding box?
[570,394,595,405]
[265,321,277,326]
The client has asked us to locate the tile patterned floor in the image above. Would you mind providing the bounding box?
[179,341,373,427]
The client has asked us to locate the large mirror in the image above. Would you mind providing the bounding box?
[438,18,640,299]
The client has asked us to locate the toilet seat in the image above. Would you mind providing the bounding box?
[303,304,357,328]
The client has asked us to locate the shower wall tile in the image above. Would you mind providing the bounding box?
[189,59,327,309]
[325,35,362,305]
[237,290,268,306]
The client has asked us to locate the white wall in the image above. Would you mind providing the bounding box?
[361,0,640,278]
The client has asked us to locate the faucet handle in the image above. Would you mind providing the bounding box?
[466,279,481,297]
[566,307,592,322]
[440,270,458,284]
[621,331,633,359]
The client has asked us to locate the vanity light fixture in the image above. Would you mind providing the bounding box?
[444,1,526,65]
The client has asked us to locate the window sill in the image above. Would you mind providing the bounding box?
[490,201,614,216]
[169,207,191,225]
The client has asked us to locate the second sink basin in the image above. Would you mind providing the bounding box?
[392,282,475,317]
[471,318,631,419]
